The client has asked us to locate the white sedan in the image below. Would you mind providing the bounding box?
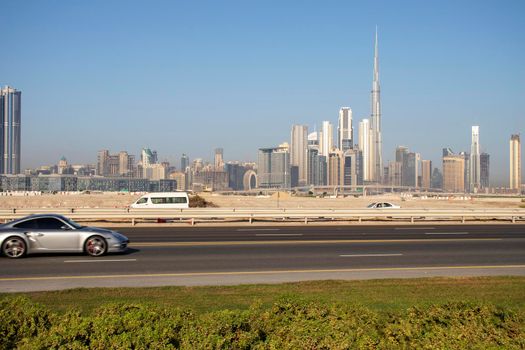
[367,202,401,209]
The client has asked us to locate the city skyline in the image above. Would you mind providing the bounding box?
[1,1,524,185]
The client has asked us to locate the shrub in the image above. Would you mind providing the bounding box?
[189,194,217,208]
[2,298,524,349]
[18,303,190,350]
[0,297,53,350]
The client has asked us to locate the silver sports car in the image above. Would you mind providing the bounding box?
[0,214,129,258]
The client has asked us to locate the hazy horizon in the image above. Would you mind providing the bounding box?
[1,0,523,186]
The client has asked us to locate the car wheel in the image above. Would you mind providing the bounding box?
[2,236,27,258]
[84,236,107,257]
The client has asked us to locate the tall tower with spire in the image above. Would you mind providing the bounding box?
[370,27,382,182]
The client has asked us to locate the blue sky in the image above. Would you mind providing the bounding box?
[1,0,523,185]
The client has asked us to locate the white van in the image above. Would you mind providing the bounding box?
[130,192,190,209]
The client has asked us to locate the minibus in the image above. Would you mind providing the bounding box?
[130,192,189,209]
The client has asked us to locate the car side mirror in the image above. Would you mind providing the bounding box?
[61,225,71,230]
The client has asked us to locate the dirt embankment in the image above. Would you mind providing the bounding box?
[0,192,521,209]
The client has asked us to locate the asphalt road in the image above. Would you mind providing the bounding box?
[1,224,524,292]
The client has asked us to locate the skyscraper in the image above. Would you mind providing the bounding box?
[319,121,333,157]
[141,148,156,167]
[510,134,521,191]
[405,152,420,188]
[421,160,432,189]
[388,161,402,186]
[290,124,308,186]
[214,148,224,170]
[180,154,189,172]
[480,152,490,189]
[97,150,109,176]
[395,146,409,186]
[358,119,371,181]
[257,146,290,189]
[0,86,21,174]
[338,107,353,152]
[469,126,481,192]
[327,149,344,186]
[118,151,135,177]
[370,28,382,182]
[306,132,326,186]
[443,155,465,193]
[343,149,363,186]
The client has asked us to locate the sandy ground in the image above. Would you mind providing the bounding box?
[0,192,522,209]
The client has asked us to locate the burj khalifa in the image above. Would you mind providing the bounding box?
[370,27,383,182]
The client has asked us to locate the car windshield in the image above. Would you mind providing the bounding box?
[367,203,376,208]
[64,218,84,229]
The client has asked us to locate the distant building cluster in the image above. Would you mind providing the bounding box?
[0,174,177,192]
[0,30,523,195]
[254,33,522,194]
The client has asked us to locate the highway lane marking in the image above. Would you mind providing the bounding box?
[130,238,501,247]
[339,254,403,257]
[255,233,303,237]
[425,232,469,235]
[2,264,525,282]
[237,228,280,232]
[64,259,137,263]
[395,227,435,230]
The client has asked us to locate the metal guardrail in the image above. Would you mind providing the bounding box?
[0,208,524,225]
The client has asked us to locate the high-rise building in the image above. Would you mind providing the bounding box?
[510,134,521,191]
[370,28,382,182]
[257,146,290,189]
[469,126,481,192]
[306,147,328,186]
[141,148,156,167]
[180,154,189,172]
[460,151,470,192]
[118,151,135,177]
[97,150,135,177]
[97,150,110,176]
[225,162,246,190]
[0,86,22,174]
[290,125,308,186]
[307,148,320,186]
[306,132,320,186]
[57,157,72,175]
[169,171,187,191]
[431,168,443,189]
[388,161,402,186]
[405,152,420,187]
[395,146,409,186]
[480,152,490,189]
[319,121,333,157]
[143,163,167,180]
[358,119,371,181]
[421,160,432,189]
[214,148,224,170]
[327,149,344,186]
[338,107,353,152]
[443,155,465,193]
[343,149,362,186]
